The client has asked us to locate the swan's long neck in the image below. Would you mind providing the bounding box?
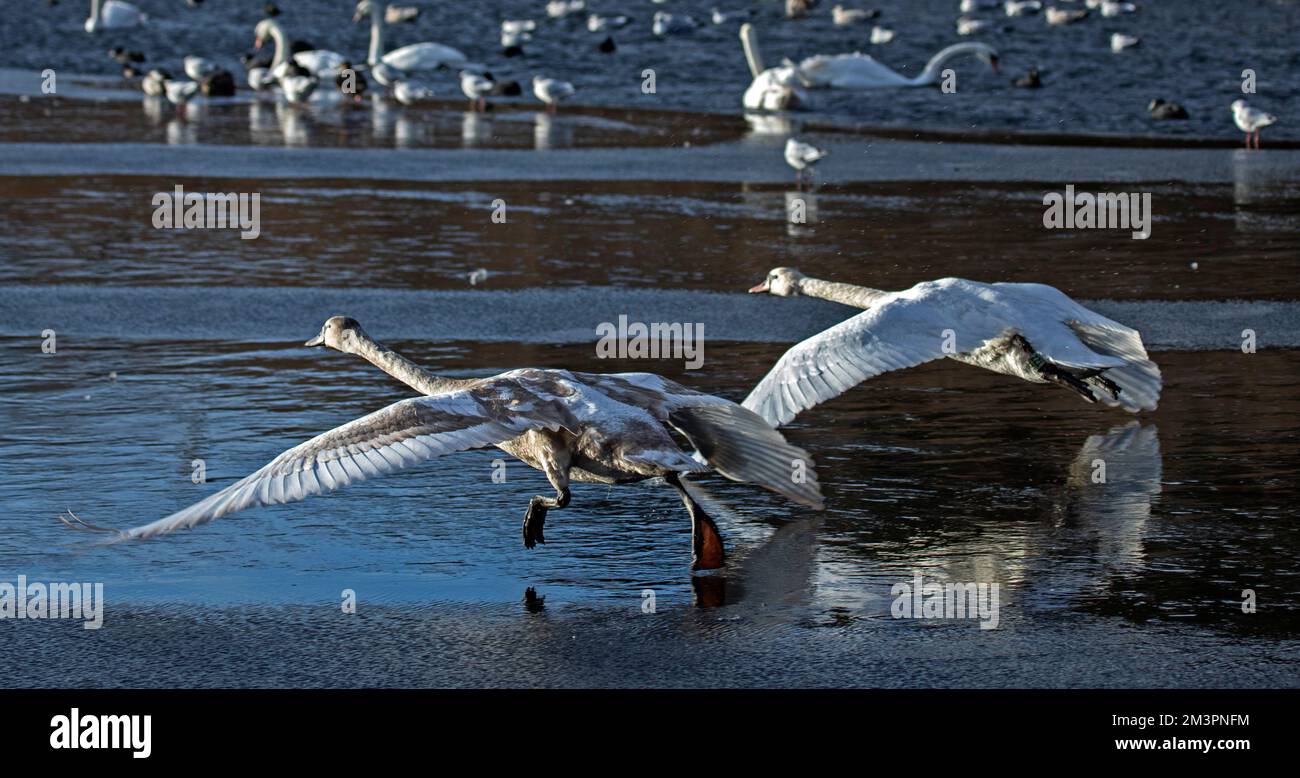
[798,277,890,309]
[368,10,384,66]
[349,333,472,395]
[740,24,765,78]
[916,43,987,85]
[265,20,288,70]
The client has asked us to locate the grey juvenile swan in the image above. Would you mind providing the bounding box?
[744,268,1161,426]
[72,317,823,570]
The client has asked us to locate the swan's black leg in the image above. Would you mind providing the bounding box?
[1010,333,1099,403]
[665,473,725,571]
[1078,368,1122,400]
[524,462,569,550]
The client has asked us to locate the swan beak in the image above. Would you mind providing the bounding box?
[254,37,263,50]
[748,280,770,293]
[351,11,363,22]
[304,334,325,347]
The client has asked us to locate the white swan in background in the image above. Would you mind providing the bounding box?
[957,17,991,35]
[254,19,346,80]
[68,317,823,571]
[354,0,468,75]
[1232,99,1277,149]
[796,41,999,89]
[743,268,1162,426]
[85,0,145,33]
[1100,1,1137,17]
[740,24,809,111]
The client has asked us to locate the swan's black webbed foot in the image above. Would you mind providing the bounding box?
[1085,372,1123,400]
[522,498,548,549]
[1010,333,1099,403]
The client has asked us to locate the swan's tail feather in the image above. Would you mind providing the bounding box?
[669,403,824,510]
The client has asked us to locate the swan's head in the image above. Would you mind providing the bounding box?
[974,44,1000,73]
[253,19,276,49]
[352,1,373,22]
[305,316,367,352]
[749,267,805,297]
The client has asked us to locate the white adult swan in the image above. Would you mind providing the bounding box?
[253,18,346,80]
[743,268,1161,426]
[795,41,999,89]
[740,23,809,111]
[85,0,145,33]
[354,0,468,79]
[70,317,823,571]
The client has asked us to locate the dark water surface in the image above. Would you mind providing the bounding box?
[2,333,1299,685]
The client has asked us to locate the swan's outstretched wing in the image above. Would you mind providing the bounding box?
[742,297,961,427]
[109,391,570,541]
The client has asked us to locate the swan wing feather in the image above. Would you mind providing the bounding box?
[742,295,963,426]
[113,391,567,540]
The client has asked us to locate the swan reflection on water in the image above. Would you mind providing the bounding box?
[275,101,314,147]
[689,422,1163,611]
[743,112,795,138]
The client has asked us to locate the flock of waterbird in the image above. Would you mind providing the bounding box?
[81,0,1279,160]
[88,0,574,112]
[66,271,1161,570]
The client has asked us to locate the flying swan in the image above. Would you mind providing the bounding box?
[68,317,824,571]
[743,268,1161,426]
